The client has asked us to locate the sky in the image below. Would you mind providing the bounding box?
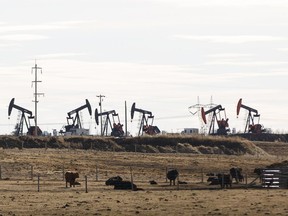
[1,0,288,136]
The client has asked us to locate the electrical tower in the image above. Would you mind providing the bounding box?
[188,96,216,134]
[31,62,44,136]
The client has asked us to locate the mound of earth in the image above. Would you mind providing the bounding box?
[232,133,288,142]
[267,160,288,168]
[0,135,271,156]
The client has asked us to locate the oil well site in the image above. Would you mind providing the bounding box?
[1,64,288,216]
[2,96,288,215]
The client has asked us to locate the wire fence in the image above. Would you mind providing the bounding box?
[0,162,266,193]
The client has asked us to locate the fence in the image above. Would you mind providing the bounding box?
[0,162,262,193]
[262,168,288,188]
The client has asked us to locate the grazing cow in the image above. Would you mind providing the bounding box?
[114,181,140,191]
[254,168,264,183]
[207,176,220,185]
[167,169,179,186]
[230,167,244,183]
[218,173,232,188]
[105,176,123,186]
[65,171,79,188]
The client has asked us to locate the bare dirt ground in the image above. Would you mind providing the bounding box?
[0,146,288,216]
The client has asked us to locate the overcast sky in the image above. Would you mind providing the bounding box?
[1,0,288,135]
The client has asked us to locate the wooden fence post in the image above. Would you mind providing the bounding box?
[62,165,65,181]
[31,165,34,180]
[201,169,204,183]
[37,174,40,192]
[0,165,2,180]
[85,176,88,193]
[245,173,248,185]
[95,165,99,182]
[130,166,134,191]
[165,167,168,183]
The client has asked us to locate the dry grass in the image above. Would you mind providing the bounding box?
[0,147,288,215]
[1,134,288,215]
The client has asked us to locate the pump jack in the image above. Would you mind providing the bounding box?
[61,99,92,135]
[8,98,42,136]
[201,104,230,135]
[131,102,160,136]
[95,108,124,137]
[237,98,265,134]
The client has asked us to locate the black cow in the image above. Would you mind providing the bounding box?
[230,167,244,183]
[167,169,179,186]
[65,171,79,188]
[254,168,264,183]
[218,173,232,188]
[114,181,138,191]
[105,176,123,186]
[254,168,263,176]
[207,176,220,185]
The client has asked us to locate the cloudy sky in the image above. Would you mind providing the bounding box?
[1,0,288,135]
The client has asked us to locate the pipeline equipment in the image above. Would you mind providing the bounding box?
[95,108,124,137]
[131,102,160,136]
[8,98,42,136]
[61,99,92,135]
[201,104,230,135]
[236,98,264,133]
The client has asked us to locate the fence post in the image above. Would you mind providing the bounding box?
[245,173,248,185]
[201,169,204,183]
[0,165,2,180]
[37,174,40,192]
[62,165,65,181]
[85,176,88,193]
[130,166,134,191]
[31,165,34,180]
[95,165,99,182]
[165,167,168,183]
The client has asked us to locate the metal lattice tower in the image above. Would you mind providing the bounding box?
[31,62,44,136]
[188,96,216,134]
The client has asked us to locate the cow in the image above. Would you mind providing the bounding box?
[114,181,139,191]
[65,171,79,188]
[230,167,244,183]
[207,176,220,185]
[254,168,264,183]
[167,169,179,186]
[105,176,123,186]
[218,173,232,188]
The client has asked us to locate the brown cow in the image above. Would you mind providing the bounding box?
[65,171,79,187]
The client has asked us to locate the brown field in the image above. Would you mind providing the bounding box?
[0,140,288,216]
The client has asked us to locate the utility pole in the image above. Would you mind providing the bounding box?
[32,62,44,136]
[96,94,105,136]
[125,101,127,137]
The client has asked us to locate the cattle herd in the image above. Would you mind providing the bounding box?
[206,167,244,188]
[65,167,247,190]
